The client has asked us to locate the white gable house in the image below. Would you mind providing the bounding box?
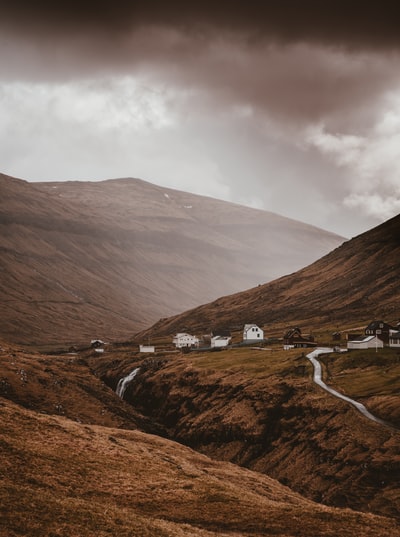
[347,335,384,350]
[173,333,199,349]
[243,324,264,342]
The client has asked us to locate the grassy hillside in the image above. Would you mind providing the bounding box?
[4,398,400,537]
[318,347,400,425]
[138,213,400,339]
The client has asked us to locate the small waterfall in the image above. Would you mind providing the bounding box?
[116,367,140,399]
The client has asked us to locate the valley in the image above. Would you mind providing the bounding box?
[94,343,400,522]
[1,338,399,536]
[1,176,399,535]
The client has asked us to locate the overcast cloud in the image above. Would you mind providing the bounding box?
[1,2,400,236]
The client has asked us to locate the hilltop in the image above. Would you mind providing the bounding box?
[138,213,400,339]
[0,173,343,347]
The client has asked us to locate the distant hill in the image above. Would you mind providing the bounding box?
[140,213,400,338]
[0,173,343,346]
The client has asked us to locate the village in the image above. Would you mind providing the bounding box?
[128,319,400,354]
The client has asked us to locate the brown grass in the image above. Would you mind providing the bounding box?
[1,397,400,537]
[2,342,400,535]
[189,346,303,377]
[97,343,400,522]
[319,348,400,426]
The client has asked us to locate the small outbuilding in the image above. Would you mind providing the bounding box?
[139,345,155,353]
[211,335,232,348]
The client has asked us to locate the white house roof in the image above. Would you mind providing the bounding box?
[174,333,196,338]
[244,324,260,331]
[350,335,376,343]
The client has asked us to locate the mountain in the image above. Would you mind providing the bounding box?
[0,173,343,347]
[139,213,400,338]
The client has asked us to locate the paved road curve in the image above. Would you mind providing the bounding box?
[307,348,392,428]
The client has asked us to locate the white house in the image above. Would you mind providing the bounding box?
[347,335,384,350]
[389,331,400,348]
[243,324,264,341]
[173,333,199,348]
[139,344,155,353]
[211,335,232,348]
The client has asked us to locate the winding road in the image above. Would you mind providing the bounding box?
[307,348,392,428]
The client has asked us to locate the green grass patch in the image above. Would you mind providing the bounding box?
[321,348,400,398]
[189,346,306,378]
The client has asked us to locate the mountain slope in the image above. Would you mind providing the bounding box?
[0,173,343,346]
[4,396,400,537]
[139,213,400,338]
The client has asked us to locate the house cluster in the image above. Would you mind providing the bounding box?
[172,324,264,350]
[137,319,399,354]
[347,320,400,349]
[282,320,400,351]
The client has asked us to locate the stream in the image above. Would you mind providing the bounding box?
[116,367,140,399]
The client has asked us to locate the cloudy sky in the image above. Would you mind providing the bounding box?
[1,1,400,237]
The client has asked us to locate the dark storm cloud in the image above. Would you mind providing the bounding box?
[2,1,400,236]
[2,1,400,50]
[2,0,400,129]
